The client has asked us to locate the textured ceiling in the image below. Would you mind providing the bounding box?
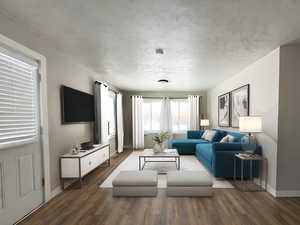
[1,0,300,91]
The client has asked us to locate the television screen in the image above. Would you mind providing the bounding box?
[61,85,95,123]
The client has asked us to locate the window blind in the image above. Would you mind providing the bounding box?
[0,50,39,149]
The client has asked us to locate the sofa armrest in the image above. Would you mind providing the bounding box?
[212,149,260,178]
[212,143,262,154]
[187,130,204,139]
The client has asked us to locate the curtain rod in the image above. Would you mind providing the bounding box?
[95,81,119,94]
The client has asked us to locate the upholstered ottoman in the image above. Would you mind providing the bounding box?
[167,171,213,197]
[112,170,158,197]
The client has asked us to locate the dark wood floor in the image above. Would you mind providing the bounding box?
[20,150,300,225]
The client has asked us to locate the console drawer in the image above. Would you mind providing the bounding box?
[80,150,102,176]
[99,146,109,164]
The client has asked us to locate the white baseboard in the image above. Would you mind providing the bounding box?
[49,186,63,200]
[49,180,74,201]
[253,178,300,197]
[266,185,277,197]
[253,178,276,197]
[275,190,300,197]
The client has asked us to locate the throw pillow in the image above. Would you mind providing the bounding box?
[203,130,217,142]
[227,135,235,142]
[220,135,235,143]
[220,136,229,143]
[201,130,209,139]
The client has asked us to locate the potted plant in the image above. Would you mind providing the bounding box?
[153,132,171,153]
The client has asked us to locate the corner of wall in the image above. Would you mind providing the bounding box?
[206,49,280,194]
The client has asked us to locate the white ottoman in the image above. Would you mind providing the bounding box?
[167,171,213,197]
[112,170,158,197]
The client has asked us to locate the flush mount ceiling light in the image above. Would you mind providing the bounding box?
[155,48,164,54]
[157,79,169,83]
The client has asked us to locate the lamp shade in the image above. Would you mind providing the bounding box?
[239,116,262,133]
[200,119,210,126]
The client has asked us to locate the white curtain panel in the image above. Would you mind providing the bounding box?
[160,97,172,132]
[132,96,144,149]
[116,93,124,153]
[188,95,200,130]
[160,97,173,148]
[100,84,110,144]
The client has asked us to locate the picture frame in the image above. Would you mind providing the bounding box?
[218,92,231,127]
[230,84,250,128]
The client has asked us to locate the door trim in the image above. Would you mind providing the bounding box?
[0,33,51,202]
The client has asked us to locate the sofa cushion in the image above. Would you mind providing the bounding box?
[187,130,204,139]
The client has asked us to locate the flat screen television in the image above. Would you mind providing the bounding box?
[61,85,95,123]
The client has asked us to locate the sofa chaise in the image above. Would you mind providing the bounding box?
[171,129,262,179]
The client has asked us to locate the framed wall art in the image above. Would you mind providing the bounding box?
[218,92,230,127]
[230,84,249,128]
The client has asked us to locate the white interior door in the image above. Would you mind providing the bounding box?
[0,48,44,225]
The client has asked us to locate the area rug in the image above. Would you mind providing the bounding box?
[100,151,233,189]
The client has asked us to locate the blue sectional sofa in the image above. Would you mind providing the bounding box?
[171,129,262,179]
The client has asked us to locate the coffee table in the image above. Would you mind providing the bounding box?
[139,149,180,171]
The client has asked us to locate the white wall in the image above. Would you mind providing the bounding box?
[207,49,280,193]
[0,13,117,191]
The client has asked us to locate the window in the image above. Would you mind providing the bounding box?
[170,99,188,132]
[0,49,39,149]
[107,91,116,136]
[143,99,161,132]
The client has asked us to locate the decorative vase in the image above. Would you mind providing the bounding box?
[71,147,79,155]
[153,143,163,153]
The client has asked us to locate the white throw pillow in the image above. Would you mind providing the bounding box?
[220,135,235,143]
[227,135,235,142]
[220,136,228,143]
[201,130,209,139]
[202,130,217,142]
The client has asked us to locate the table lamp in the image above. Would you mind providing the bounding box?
[200,119,210,130]
[239,116,262,145]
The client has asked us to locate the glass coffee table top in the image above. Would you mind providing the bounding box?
[140,149,179,157]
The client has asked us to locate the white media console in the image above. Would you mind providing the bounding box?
[60,144,110,189]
